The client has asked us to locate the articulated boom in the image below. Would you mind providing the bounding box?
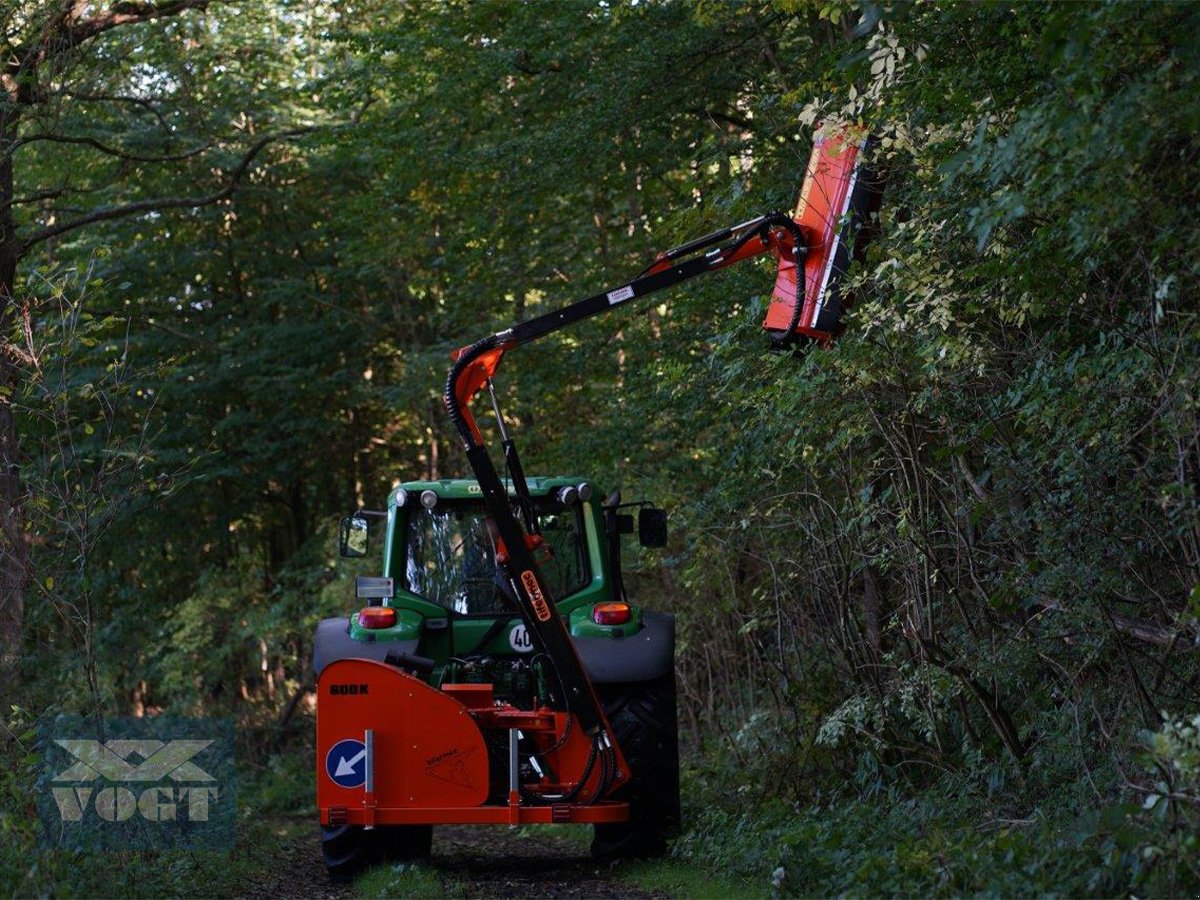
[443,124,881,803]
[313,127,880,872]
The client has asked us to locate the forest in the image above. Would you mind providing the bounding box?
[2,0,1199,896]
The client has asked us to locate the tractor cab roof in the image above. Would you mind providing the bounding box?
[390,476,593,506]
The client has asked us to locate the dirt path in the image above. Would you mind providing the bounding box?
[247,821,353,900]
[435,826,664,899]
[253,822,666,899]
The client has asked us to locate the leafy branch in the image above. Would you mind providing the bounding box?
[22,125,315,248]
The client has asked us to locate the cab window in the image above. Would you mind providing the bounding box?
[404,501,589,615]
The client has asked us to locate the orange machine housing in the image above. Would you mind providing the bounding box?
[764,124,880,343]
[316,658,628,826]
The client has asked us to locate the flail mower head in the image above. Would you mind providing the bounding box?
[763,123,882,346]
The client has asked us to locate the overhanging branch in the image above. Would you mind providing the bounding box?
[1032,598,1197,650]
[22,126,314,249]
[688,107,756,131]
[5,2,213,100]
[56,89,172,131]
[65,1,212,48]
[8,132,213,163]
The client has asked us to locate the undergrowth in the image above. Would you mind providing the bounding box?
[671,712,1200,898]
[355,862,458,899]
[618,858,770,900]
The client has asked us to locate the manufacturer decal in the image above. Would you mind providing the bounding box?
[328,683,369,695]
[508,623,534,653]
[606,285,634,305]
[424,746,477,790]
[520,570,553,621]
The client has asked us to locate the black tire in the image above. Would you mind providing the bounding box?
[378,823,433,863]
[591,672,681,860]
[321,824,371,882]
[321,824,433,882]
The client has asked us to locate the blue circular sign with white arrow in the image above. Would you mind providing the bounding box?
[325,738,367,788]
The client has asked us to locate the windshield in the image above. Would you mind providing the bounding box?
[404,501,590,615]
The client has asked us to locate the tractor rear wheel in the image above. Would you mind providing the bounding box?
[321,824,433,881]
[591,672,681,860]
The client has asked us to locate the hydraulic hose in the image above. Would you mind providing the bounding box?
[755,214,809,342]
[520,735,602,806]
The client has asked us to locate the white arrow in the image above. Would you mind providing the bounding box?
[335,747,367,778]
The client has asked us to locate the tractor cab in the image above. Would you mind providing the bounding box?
[384,477,602,622]
[332,477,665,681]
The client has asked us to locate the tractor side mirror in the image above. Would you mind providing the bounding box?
[638,507,668,548]
[339,515,369,558]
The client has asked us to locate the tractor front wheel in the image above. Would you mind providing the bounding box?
[591,672,681,860]
[321,824,433,882]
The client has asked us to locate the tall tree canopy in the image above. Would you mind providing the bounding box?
[4,1,1200,894]
[0,0,318,661]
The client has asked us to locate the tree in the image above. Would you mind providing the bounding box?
[0,1,312,664]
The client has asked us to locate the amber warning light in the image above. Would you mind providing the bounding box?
[592,602,632,626]
[358,607,397,629]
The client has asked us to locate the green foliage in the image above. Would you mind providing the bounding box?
[1146,714,1200,790]
[616,858,770,900]
[675,765,1198,897]
[9,0,1200,895]
[239,752,316,817]
[1134,713,1200,887]
[354,862,458,900]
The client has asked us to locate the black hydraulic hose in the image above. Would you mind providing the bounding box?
[639,210,807,341]
[777,217,809,340]
[585,738,613,806]
[503,437,538,534]
[444,336,609,736]
[520,736,600,805]
[726,213,808,346]
[538,686,575,754]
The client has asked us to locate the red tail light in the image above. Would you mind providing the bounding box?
[359,606,397,629]
[592,602,631,626]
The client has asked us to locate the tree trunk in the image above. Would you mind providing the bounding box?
[0,105,27,670]
[0,332,25,670]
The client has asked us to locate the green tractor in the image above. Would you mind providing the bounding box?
[315,477,679,877]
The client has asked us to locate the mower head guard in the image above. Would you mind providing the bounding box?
[764,124,883,344]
